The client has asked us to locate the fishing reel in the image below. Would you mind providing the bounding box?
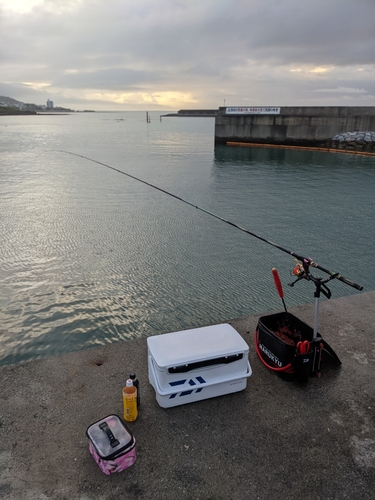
[289,258,339,299]
[291,260,305,278]
[289,258,312,283]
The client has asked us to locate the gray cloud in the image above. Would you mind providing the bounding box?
[1,0,375,109]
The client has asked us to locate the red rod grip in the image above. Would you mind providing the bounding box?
[272,268,284,299]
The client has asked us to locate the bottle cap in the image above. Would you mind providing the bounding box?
[129,373,136,379]
[126,379,133,387]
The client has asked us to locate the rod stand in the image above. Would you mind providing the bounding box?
[288,264,341,377]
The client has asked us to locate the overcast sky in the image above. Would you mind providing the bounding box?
[1,0,375,111]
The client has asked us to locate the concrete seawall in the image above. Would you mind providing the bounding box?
[215,106,375,148]
[1,291,374,499]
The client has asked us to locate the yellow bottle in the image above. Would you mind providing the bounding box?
[123,379,138,422]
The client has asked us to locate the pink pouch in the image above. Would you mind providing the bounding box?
[86,415,136,475]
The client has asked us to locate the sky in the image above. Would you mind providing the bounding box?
[1,0,375,111]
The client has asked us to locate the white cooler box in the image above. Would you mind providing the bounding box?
[147,323,252,408]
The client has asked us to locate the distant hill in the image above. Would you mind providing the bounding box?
[0,96,75,113]
[0,96,37,115]
[0,96,23,106]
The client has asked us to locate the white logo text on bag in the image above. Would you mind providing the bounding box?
[259,343,283,367]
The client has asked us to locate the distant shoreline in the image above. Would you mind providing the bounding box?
[0,106,80,116]
[0,110,95,116]
[0,108,37,116]
[0,109,75,116]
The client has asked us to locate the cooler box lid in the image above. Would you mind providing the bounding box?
[147,323,248,369]
[86,415,133,460]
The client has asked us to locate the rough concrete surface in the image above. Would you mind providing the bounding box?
[1,291,374,500]
[214,106,375,147]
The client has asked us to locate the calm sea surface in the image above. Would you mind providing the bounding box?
[1,111,374,365]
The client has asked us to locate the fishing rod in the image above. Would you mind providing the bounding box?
[52,149,363,292]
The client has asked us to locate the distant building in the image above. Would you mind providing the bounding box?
[46,99,54,109]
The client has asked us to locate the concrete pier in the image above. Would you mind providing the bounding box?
[1,291,374,499]
[215,106,375,147]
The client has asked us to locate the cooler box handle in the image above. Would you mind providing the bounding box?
[168,353,243,374]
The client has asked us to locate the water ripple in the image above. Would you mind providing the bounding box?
[0,113,373,364]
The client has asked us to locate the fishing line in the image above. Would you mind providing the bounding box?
[51,149,363,291]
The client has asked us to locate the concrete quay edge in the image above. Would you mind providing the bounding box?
[1,291,374,500]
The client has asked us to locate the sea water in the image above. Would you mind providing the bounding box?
[1,111,374,365]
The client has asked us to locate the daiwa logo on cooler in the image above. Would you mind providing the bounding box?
[259,343,282,367]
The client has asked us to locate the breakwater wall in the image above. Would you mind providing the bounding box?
[162,109,217,117]
[214,106,375,149]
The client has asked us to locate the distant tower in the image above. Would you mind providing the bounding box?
[46,99,54,109]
